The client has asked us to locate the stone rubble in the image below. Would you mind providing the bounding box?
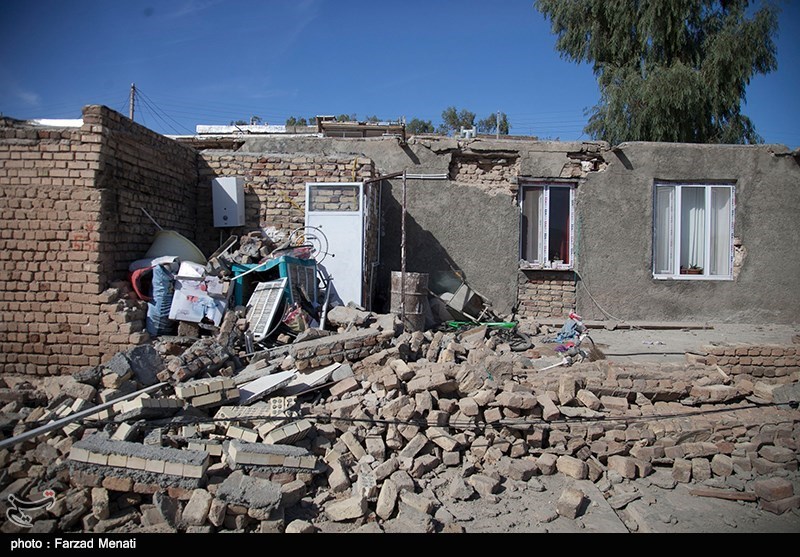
[0,311,798,534]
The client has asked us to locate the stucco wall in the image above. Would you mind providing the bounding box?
[574,143,800,323]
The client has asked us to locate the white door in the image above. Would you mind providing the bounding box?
[305,182,364,306]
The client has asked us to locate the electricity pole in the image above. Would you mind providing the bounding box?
[129,83,136,121]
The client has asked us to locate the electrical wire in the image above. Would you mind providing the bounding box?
[135,88,194,135]
[69,399,799,436]
[573,269,647,331]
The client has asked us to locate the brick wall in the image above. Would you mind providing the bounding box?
[0,106,198,375]
[196,154,374,253]
[449,153,520,196]
[704,344,800,378]
[517,270,577,320]
[0,115,105,375]
[85,106,198,285]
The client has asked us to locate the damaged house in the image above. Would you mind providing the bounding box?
[1,105,798,376]
[0,106,798,533]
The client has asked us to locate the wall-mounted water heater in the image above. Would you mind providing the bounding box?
[212,177,245,227]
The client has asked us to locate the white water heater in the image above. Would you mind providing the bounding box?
[212,177,245,227]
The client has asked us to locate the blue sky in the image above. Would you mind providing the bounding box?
[1,0,797,147]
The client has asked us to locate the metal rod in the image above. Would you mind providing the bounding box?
[141,207,163,231]
[400,170,407,331]
[0,382,169,451]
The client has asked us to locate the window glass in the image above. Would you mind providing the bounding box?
[309,185,360,212]
[521,187,542,262]
[549,187,571,265]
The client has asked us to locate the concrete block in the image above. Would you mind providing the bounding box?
[754,477,794,501]
[410,454,441,478]
[442,451,461,467]
[578,388,610,415]
[399,491,436,515]
[374,457,399,482]
[536,394,561,421]
[325,495,368,522]
[558,376,577,405]
[448,477,475,501]
[280,480,306,508]
[208,498,226,528]
[537,453,558,475]
[607,455,637,479]
[182,489,212,526]
[91,487,109,520]
[458,397,480,416]
[600,395,629,412]
[328,460,351,493]
[468,474,500,497]
[341,431,367,460]
[498,457,538,481]
[329,376,359,398]
[427,427,459,452]
[557,487,586,519]
[691,458,712,482]
[759,445,795,464]
[376,478,398,520]
[556,455,588,479]
[759,495,800,515]
[399,433,428,460]
[389,470,416,494]
[483,407,503,423]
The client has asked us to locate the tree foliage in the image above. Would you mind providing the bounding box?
[438,106,476,135]
[407,118,435,134]
[535,0,779,144]
[285,116,309,127]
[477,112,511,135]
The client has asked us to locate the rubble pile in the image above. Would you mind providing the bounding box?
[1,310,798,534]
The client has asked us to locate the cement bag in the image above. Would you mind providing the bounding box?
[146,263,176,337]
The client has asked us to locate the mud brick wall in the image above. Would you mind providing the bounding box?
[517,270,577,320]
[449,153,520,196]
[0,106,198,376]
[289,328,394,371]
[0,115,107,375]
[195,153,374,256]
[705,344,800,378]
[84,106,198,282]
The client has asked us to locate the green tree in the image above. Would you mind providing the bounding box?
[407,118,435,134]
[335,113,358,122]
[535,0,778,144]
[438,106,476,135]
[286,116,308,127]
[477,112,511,135]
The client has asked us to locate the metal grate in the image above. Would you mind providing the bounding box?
[247,278,287,341]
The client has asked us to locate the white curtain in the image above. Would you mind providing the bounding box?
[522,188,543,262]
[681,187,705,270]
[654,186,674,274]
[710,187,732,276]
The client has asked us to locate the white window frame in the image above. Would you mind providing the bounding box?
[652,182,736,281]
[519,182,576,270]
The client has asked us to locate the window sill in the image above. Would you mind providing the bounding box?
[653,274,733,281]
[520,263,574,272]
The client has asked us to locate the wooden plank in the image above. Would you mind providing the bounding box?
[688,487,757,502]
